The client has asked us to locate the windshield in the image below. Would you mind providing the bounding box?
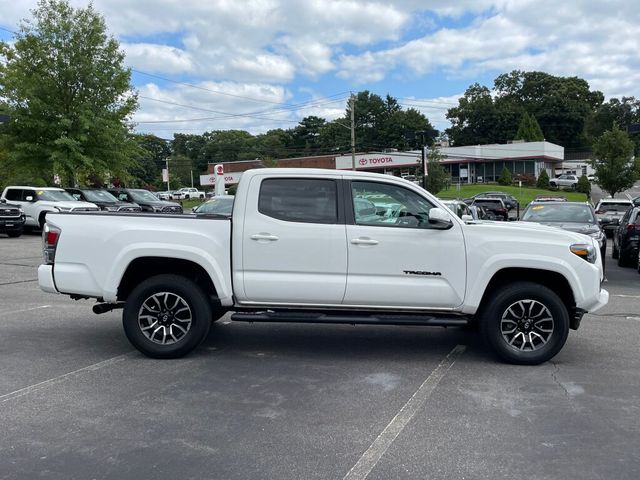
[37,190,76,201]
[195,197,234,215]
[522,203,596,223]
[82,190,119,203]
[130,190,160,202]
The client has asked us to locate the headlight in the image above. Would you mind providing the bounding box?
[105,206,119,212]
[55,206,71,212]
[570,243,597,264]
[152,206,164,212]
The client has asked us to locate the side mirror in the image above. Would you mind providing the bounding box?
[25,196,34,202]
[428,207,454,230]
[0,198,6,203]
[461,214,473,222]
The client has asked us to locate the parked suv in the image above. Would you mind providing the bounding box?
[177,187,205,200]
[594,198,633,236]
[1,186,99,230]
[612,206,640,267]
[465,192,517,210]
[471,198,508,221]
[549,174,579,189]
[66,188,142,212]
[107,188,182,214]
[0,198,26,237]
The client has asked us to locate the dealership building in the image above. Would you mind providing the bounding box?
[202,140,564,186]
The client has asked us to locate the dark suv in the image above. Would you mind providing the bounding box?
[612,206,640,268]
[471,198,508,221]
[107,188,182,214]
[465,192,517,211]
[0,198,26,237]
[66,188,142,212]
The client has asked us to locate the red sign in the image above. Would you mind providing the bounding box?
[215,165,224,176]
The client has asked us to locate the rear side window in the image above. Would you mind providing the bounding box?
[4,189,22,201]
[258,178,338,224]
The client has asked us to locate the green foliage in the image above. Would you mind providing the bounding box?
[536,169,550,189]
[515,112,545,141]
[498,166,512,186]
[447,71,604,148]
[418,148,450,194]
[128,134,169,188]
[0,0,138,186]
[592,124,639,198]
[576,175,591,195]
[587,96,640,156]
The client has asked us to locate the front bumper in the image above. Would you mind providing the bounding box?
[581,288,609,314]
[0,217,26,232]
[38,264,59,294]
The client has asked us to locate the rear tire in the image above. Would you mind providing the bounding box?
[481,282,569,365]
[7,230,23,238]
[123,274,212,358]
[618,251,631,268]
[612,242,619,259]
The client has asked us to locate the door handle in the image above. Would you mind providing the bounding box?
[250,233,279,241]
[350,237,379,245]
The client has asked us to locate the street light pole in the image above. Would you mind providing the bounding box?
[350,94,356,171]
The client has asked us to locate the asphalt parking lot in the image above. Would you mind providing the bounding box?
[1,231,639,480]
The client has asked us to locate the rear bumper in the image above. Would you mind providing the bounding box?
[38,264,59,294]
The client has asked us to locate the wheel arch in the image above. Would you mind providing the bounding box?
[476,267,576,320]
[117,257,221,309]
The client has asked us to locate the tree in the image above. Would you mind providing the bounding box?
[515,112,544,141]
[418,147,450,194]
[536,169,550,189]
[591,125,639,198]
[0,0,138,186]
[498,167,512,186]
[588,97,640,155]
[129,134,170,187]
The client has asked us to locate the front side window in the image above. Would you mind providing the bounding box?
[258,178,338,224]
[351,181,434,228]
[4,189,22,201]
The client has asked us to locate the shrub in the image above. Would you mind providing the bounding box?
[513,173,536,186]
[576,175,591,195]
[536,169,550,189]
[498,167,512,186]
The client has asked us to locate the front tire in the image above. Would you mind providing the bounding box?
[7,229,23,238]
[481,282,570,365]
[123,274,212,358]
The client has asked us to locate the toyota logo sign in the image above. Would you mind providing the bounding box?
[359,158,367,166]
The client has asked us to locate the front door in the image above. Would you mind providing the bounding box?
[343,180,467,309]
[239,175,348,305]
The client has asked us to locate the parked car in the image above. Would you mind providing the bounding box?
[520,201,606,268]
[1,186,99,230]
[191,195,235,216]
[594,198,633,236]
[169,190,185,200]
[65,188,142,212]
[38,168,608,365]
[0,198,26,237]
[633,195,640,206]
[612,206,640,267]
[464,191,518,210]
[156,191,171,201]
[587,174,596,182]
[107,188,182,214]
[440,199,474,220]
[177,187,205,200]
[471,198,508,221]
[550,174,579,189]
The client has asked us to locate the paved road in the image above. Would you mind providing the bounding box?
[1,232,639,479]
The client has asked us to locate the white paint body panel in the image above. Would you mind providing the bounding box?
[39,168,607,317]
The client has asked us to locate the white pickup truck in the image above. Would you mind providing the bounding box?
[38,169,608,364]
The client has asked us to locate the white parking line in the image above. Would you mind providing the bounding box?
[0,352,135,403]
[343,344,466,480]
[0,305,51,317]
[612,294,640,299]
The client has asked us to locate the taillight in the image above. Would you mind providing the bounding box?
[627,224,640,232]
[43,223,61,265]
[595,210,602,214]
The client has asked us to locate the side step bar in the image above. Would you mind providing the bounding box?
[230,311,469,327]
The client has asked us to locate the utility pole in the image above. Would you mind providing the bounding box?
[165,158,170,192]
[190,170,194,188]
[350,94,356,171]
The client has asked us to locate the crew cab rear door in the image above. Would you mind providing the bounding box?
[343,179,467,309]
[238,175,348,305]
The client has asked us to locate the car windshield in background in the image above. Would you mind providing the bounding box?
[598,203,631,212]
[82,190,119,203]
[474,200,502,207]
[130,190,160,202]
[37,190,76,201]
[195,197,234,215]
[522,203,596,223]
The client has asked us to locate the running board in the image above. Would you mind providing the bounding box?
[230,311,469,327]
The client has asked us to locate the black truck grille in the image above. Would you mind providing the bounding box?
[0,208,21,217]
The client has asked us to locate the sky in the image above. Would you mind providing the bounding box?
[1,0,639,140]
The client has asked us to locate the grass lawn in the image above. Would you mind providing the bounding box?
[436,184,589,206]
[180,198,207,210]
